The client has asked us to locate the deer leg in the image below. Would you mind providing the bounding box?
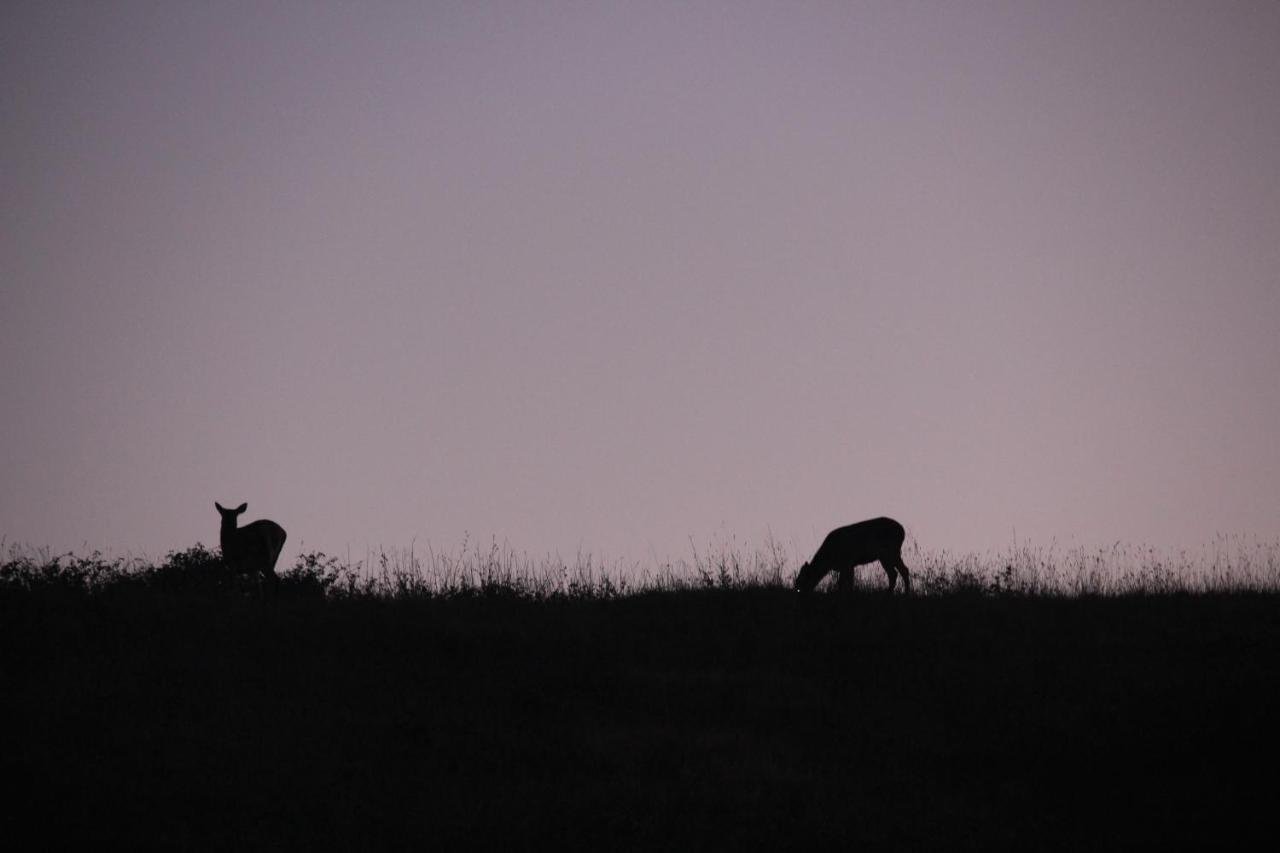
[836,568,855,593]
[896,556,912,595]
[880,558,899,594]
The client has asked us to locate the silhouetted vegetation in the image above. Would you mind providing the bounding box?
[3,539,1277,848]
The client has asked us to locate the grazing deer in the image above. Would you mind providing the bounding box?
[215,502,287,590]
[794,517,912,594]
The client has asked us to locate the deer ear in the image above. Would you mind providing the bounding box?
[215,502,225,512]
[235,503,248,514]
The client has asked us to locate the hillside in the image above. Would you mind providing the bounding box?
[3,565,1276,849]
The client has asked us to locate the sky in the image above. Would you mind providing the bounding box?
[3,1,1279,570]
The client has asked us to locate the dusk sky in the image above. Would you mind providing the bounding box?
[3,1,1278,569]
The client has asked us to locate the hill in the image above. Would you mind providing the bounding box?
[3,563,1277,849]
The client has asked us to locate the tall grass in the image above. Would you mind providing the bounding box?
[908,534,1280,595]
[3,533,1277,599]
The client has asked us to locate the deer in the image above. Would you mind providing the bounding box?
[215,502,287,591]
[793,517,912,594]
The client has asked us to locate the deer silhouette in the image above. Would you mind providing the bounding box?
[794,517,912,594]
[215,502,286,591]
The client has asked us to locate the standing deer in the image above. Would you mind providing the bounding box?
[216,502,287,590]
[794,517,912,594]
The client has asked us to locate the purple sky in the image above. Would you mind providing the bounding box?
[3,1,1279,568]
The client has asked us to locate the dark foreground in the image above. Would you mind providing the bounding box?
[3,588,1277,850]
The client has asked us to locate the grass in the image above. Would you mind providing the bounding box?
[3,538,1279,849]
[7,531,1276,599]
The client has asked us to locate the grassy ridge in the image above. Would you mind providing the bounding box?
[3,554,1278,849]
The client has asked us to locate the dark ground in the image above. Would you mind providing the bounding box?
[3,587,1277,850]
